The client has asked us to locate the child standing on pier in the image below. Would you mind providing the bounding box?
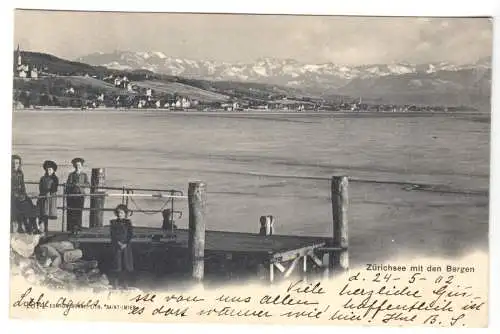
[37,160,59,234]
[110,204,134,289]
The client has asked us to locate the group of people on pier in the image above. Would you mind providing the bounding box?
[11,154,135,288]
[10,154,90,234]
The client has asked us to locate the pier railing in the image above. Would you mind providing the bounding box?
[24,174,349,283]
[25,167,184,232]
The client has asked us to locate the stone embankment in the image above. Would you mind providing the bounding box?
[10,233,111,291]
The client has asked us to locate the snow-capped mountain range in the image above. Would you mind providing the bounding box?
[77,51,492,106]
[78,50,490,84]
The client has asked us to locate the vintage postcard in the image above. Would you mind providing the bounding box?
[8,9,492,328]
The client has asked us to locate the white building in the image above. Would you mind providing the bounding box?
[18,67,27,78]
[30,67,38,79]
[138,99,147,108]
[15,45,39,79]
[181,97,191,108]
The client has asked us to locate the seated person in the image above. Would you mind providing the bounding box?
[161,209,177,231]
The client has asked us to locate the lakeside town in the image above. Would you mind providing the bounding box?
[13,46,479,113]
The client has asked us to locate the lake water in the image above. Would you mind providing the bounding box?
[12,110,490,265]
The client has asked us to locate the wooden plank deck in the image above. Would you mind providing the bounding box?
[62,226,328,255]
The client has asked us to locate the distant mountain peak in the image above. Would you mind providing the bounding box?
[75,50,491,107]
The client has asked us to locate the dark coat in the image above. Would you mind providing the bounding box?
[37,174,59,219]
[65,171,89,229]
[65,171,89,194]
[11,168,37,220]
[110,218,134,272]
[11,169,26,200]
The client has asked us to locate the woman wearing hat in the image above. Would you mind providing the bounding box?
[110,204,134,288]
[37,160,59,234]
[11,154,39,233]
[65,157,90,234]
[11,154,28,233]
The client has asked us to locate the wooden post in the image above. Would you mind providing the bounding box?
[322,252,330,279]
[259,215,269,236]
[269,263,274,283]
[268,215,275,235]
[302,255,308,282]
[331,176,349,273]
[61,189,66,232]
[188,181,206,282]
[259,215,275,236]
[89,168,105,228]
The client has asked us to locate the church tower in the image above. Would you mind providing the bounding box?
[17,44,22,66]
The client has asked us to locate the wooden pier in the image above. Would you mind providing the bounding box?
[62,226,331,283]
[40,174,349,284]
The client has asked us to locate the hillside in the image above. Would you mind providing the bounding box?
[21,51,107,75]
[133,80,229,102]
[13,51,321,106]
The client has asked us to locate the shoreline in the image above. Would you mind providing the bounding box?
[13,107,489,116]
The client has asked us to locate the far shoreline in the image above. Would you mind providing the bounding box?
[12,107,490,117]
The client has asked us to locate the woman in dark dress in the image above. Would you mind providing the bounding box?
[65,157,90,234]
[110,204,134,289]
[37,160,59,234]
[11,154,39,233]
[11,155,27,233]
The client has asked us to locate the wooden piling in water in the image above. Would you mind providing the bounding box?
[302,255,308,282]
[188,181,206,282]
[259,215,275,236]
[89,168,105,228]
[330,176,349,273]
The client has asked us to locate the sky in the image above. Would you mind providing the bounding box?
[14,10,493,65]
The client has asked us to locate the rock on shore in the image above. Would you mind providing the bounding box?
[10,233,111,292]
